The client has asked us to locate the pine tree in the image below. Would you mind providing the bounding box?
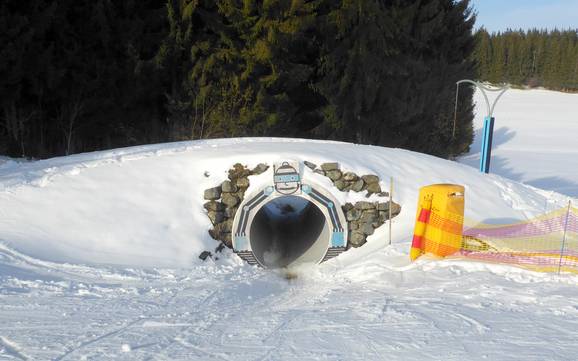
[317,0,476,157]
[474,28,578,91]
[232,0,325,136]
[474,28,492,80]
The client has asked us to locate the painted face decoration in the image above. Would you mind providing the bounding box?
[273,162,300,195]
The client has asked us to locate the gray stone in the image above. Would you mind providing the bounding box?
[342,172,358,181]
[225,207,237,218]
[314,169,326,176]
[346,208,362,221]
[326,169,342,181]
[228,163,251,180]
[320,162,339,171]
[348,222,359,231]
[208,211,225,225]
[334,179,348,191]
[349,232,366,247]
[222,233,232,247]
[391,202,402,216]
[212,222,225,234]
[222,193,239,207]
[204,187,222,200]
[208,228,219,240]
[304,161,317,170]
[221,180,238,193]
[215,242,225,253]
[354,201,375,210]
[222,219,234,233]
[251,163,269,175]
[204,201,225,212]
[377,202,390,211]
[378,211,388,222]
[359,210,378,223]
[236,192,246,202]
[342,202,354,212]
[351,179,365,192]
[361,174,379,184]
[199,251,212,261]
[377,191,389,197]
[366,182,382,194]
[236,177,250,189]
[361,222,375,236]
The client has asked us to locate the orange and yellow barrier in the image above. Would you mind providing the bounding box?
[410,184,465,261]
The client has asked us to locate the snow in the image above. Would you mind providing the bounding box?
[459,88,578,198]
[0,89,577,359]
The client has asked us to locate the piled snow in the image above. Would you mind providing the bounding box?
[459,88,578,198]
[0,89,577,359]
[1,138,571,268]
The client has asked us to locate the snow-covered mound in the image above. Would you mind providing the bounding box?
[2,133,578,359]
[0,137,572,268]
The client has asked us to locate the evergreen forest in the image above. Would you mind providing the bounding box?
[1,0,477,159]
[474,28,578,91]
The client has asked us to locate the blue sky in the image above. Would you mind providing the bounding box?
[469,0,578,32]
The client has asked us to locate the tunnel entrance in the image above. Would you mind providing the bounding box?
[250,196,329,268]
[231,167,348,268]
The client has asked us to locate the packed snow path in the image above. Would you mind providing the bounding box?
[1,243,578,360]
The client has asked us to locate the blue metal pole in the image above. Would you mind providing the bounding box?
[455,80,508,175]
[479,116,495,173]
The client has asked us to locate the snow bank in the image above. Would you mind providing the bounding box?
[1,137,572,268]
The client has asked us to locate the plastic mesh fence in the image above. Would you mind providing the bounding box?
[422,204,578,274]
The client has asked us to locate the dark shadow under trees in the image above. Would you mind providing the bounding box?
[0,0,477,160]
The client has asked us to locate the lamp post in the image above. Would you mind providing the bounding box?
[454,80,508,174]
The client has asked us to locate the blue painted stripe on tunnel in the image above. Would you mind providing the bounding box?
[310,193,342,232]
[239,192,268,236]
[310,189,343,232]
[236,190,267,236]
[308,192,337,230]
[274,174,300,183]
[234,236,249,251]
[331,231,346,247]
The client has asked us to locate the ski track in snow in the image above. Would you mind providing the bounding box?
[1,243,578,360]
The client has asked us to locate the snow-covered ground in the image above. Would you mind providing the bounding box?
[0,89,577,360]
[459,88,578,198]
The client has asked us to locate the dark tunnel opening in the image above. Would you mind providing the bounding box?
[250,196,328,268]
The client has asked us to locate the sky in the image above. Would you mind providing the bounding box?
[469,0,578,33]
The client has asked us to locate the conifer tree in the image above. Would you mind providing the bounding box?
[317,0,476,157]
[474,28,578,91]
[231,0,325,136]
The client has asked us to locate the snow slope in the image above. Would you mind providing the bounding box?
[459,88,578,198]
[1,89,577,359]
[1,138,570,268]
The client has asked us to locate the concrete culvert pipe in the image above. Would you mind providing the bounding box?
[232,161,348,268]
[250,196,329,268]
